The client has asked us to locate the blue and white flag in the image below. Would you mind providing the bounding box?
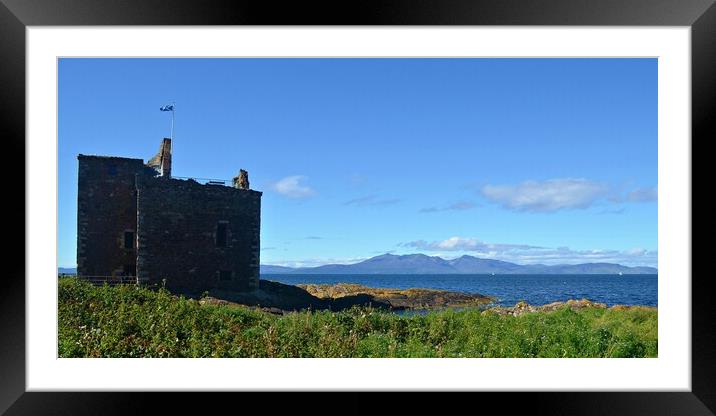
[160,104,174,112]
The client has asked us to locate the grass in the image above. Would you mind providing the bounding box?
[58,277,657,358]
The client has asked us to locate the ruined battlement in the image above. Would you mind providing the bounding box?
[76,139,261,293]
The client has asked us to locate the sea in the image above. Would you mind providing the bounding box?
[262,274,658,307]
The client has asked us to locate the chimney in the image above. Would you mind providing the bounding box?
[233,169,249,190]
[160,138,172,177]
[146,138,172,177]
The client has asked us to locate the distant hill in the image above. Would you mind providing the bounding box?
[58,267,77,275]
[259,265,297,274]
[260,253,657,275]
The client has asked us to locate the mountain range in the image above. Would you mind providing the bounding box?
[59,254,657,276]
[260,253,657,275]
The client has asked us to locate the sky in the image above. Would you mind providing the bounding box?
[58,58,657,268]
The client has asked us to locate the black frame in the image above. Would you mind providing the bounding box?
[1,0,711,414]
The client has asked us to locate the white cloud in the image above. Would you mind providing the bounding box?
[403,237,543,253]
[420,201,477,213]
[271,175,316,198]
[481,178,609,212]
[402,236,657,267]
[344,195,400,207]
[626,187,658,202]
[609,186,658,204]
[597,207,626,215]
[265,257,367,268]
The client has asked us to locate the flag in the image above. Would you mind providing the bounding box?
[160,104,174,112]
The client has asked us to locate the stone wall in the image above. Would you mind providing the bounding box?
[136,175,261,293]
[76,155,145,277]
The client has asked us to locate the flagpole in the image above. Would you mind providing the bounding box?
[171,104,175,171]
[171,104,174,173]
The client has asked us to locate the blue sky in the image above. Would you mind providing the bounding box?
[58,58,657,268]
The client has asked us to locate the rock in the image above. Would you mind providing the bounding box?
[298,283,494,310]
[484,298,609,316]
[609,304,656,311]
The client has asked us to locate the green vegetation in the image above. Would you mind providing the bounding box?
[58,277,657,358]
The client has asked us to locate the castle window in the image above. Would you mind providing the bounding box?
[124,231,135,249]
[216,222,228,247]
[218,270,232,281]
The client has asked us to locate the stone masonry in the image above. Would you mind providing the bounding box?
[77,138,261,293]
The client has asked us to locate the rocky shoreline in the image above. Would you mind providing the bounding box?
[192,280,655,315]
[298,283,495,310]
[482,299,656,317]
[197,280,494,313]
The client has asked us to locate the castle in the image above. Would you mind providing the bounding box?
[76,138,262,293]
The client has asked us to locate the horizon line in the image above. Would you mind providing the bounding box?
[58,252,659,270]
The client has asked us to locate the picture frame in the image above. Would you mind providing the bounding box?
[2,0,711,414]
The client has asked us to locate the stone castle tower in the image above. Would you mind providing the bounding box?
[76,138,261,293]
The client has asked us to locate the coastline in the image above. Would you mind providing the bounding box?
[264,273,658,309]
[199,279,656,314]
